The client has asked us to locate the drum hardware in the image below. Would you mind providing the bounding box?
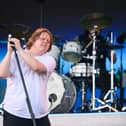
[104,31,115,102]
[105,42,124,110]
[90,31,118,112]
[103,32,119,110]
[83,55,93,59]
[82,40,93,54]
[77,78,90,112]
[71,77,89,113]
[81,80,86,110]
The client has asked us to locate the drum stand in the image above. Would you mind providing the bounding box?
[90,31,118,112]
[80,77,88,111]
[103,48,116,106]
[103,32,118,110]
[72,75,89,112]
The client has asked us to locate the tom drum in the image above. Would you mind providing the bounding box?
[62,41,82,63]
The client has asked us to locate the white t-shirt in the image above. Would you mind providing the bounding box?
[3,51,56,119]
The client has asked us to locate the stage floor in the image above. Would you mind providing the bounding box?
[0,112,126,126]
[49,112,126,126]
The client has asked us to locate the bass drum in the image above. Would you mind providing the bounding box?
[47,72,76,113]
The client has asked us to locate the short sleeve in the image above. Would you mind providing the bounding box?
[35,54,56,73]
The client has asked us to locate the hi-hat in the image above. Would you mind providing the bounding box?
[80,12,112,30]
[0,24,31,39]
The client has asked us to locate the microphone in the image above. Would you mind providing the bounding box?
[8,34,26,48]
[9,41,15,45]
[8,34,15,49]
[48,93,57,103]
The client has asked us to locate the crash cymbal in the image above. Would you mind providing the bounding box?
[117,32,126,44]
[0,24,31,39]
[80,12,112,30]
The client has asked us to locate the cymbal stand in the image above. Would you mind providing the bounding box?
[91,31,97,111]
[90,31,118,112]
[103,32,118,110]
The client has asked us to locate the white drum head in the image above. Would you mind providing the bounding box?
[47,72,65,111]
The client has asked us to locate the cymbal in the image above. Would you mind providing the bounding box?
[80,12,112,30]
[117,32,126,44]
[0,24,31,39]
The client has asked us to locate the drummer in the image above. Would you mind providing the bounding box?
[74,13,117,100]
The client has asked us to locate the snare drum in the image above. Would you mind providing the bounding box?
[62,41,82,63]
[70,63,93,77]
[47,72,76,113]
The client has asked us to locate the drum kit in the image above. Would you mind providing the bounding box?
[0,13,125,113]
[47,12,125,113]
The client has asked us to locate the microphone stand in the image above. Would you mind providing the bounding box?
[10,35,37,126]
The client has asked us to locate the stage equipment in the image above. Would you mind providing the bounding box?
[103,32,117,107]
[80,12,112,30]
[70,63,93,77]
[62,41,82,63]
[8,34,37,126]
[47,72,76,113]
[90,31,118,112]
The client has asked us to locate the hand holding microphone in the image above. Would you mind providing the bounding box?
[8,34,22,51]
